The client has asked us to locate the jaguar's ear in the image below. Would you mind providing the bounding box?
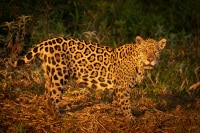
[158,38,167,49]
[136,36,144,44]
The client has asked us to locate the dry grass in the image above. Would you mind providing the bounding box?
[1,90,199,132]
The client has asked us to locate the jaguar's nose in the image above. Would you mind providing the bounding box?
[147,57,154,62]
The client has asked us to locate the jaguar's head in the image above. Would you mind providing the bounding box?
[136,36,166,69]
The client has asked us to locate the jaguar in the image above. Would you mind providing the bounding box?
[9,36,166,119]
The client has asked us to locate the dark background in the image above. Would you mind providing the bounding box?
[0,0,199,48]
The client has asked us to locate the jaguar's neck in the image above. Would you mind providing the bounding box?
[114,44,140,60]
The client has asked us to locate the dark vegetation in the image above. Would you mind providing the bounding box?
[0,0,200,132]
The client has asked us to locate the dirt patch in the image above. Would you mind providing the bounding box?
[0,91,200,133]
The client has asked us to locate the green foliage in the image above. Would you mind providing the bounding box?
[17,125,24,133]
[1,0,199,45]
[1,15,31,57]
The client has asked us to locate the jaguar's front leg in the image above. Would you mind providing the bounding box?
[113,86,133,119]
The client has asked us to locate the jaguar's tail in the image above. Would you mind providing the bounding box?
[8,37,66,67]
[8,44,41,67]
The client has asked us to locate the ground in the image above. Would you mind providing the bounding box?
[0,58,200,133]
